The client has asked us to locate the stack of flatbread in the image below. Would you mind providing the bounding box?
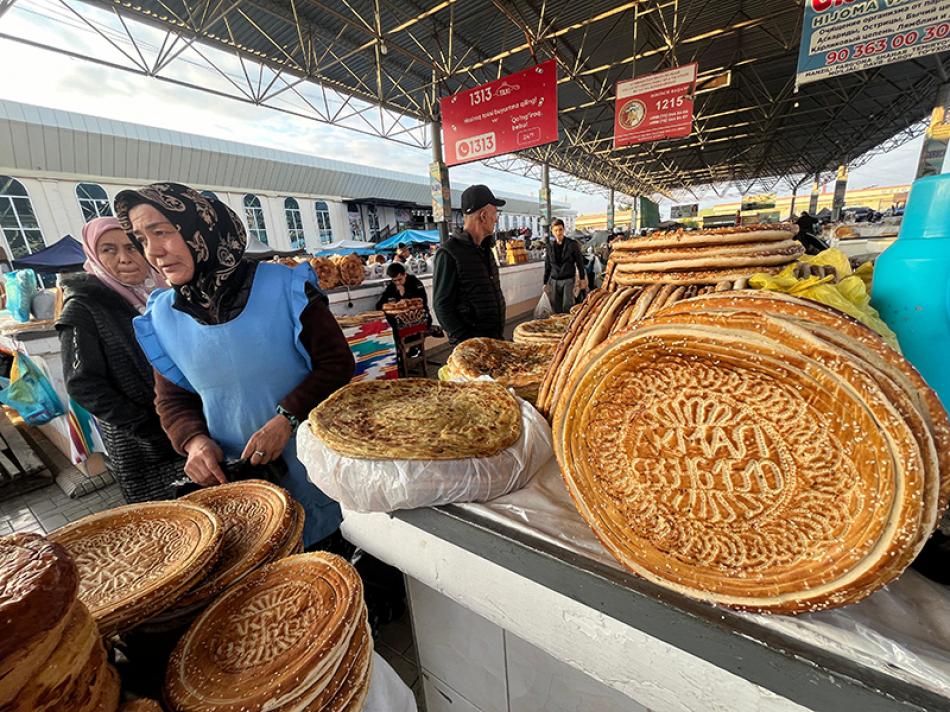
[443,337,555,405]
[336,311,386,328]
[554,291,949,613]
[48,502,223,637]
[165,553,372,712]
[332,254,366,286]
[513,314,572,346]
[536,282,746,419]
[310,379,522,460]
[309,257,342,290]
[0,533,120,712]
[147,481,304,626]
[606,224,803,287]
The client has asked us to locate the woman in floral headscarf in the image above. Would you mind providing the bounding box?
[56,216,183,502]
[115,183,354,551]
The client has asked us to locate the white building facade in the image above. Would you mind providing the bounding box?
[0,100,575,259]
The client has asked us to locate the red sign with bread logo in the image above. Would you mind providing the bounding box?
[614,64,698,148]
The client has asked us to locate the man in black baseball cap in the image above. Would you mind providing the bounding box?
[433,185,508,345]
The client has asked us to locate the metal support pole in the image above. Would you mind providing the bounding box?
[0,0,17,21]
[788,185,798,221]
[631,196,639,232]
[916,82,950,179]
[808,174,820,215]
[429,120,451,244]
[606,188,615,232]
[831,164,848,222]
[541,162,552,236]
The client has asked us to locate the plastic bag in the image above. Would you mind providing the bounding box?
[4,269,38,323]
[750,253,900,351]
[0,352,66,424]
[298,395,553,513]
[533,291,553,319]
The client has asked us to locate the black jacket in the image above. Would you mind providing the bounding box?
[375,274,429,312]
[544,237,585,282]
[433,231,506,345]
[55,273,166,442]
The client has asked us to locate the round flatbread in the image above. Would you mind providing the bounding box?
[165,553,366,712]
[610,224,798,251]
[513,315,571,345]
[309,379,522,460]
[555,314,925,613]
[48,502,222,637]
[172,480,296,610]
[446,338,554,389]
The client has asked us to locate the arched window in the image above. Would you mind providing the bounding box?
[76,183,112,221]
[243,194,268,245]
[283,198,306,249]
[314,201,333,244]
[200,190,219,201]
[366,204,380,241]
[0,177,45,259]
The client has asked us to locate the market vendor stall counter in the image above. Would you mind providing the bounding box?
[341,458,950,712]
[0,318,108,485]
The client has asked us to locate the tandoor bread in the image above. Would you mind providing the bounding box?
[49,502,222,637]
[0,533,79,706]
[309,379,522,460]
[553,311,927,613]
[165,553,370,712]
[610,223,798,250]
[608,240,804,270]
[445,338,554,390]
[174,480,296,610]
[513,314,571,345]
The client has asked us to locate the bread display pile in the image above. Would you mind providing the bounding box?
[553,291,949,613]
[0,533,120,711]
[536,282,747,419]
[309,257,342,290]
[152,481,304,623]
[336,310,386,328]
[332,254,366,286]
[48,501,223,637]
[382,297,427,328]
[513,314,571,346]
[443,337,555,404]
[310,378,522,460]
[165,553,372,712]
[605,224,803,287]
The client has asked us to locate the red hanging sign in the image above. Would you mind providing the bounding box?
[613,64,698,148]
[440,60,559,167]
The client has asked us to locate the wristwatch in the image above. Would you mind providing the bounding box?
[276,405,300,433]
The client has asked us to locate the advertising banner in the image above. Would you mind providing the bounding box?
[671,203,699,219]
[440,60,559,166]
[613,64,697,148]
[429,161,450,223]
[741,194,777,211]
[796,0,950,88]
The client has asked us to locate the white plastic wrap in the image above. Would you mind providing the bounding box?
[364,652,418,712]
[298,396,553,512]
[456,458,950,698]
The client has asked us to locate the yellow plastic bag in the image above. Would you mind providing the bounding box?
[749,250,899,351]
[798,248,853,278]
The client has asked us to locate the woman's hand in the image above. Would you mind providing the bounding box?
[241,415,292,465]
[183,435,226,485]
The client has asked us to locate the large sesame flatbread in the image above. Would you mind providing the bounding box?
[445,338,554,404]
[610,223,797,251]
[309,379,522,460]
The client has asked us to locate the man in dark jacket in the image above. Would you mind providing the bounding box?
[375,261,431,325]
[433,185,507,345]
[543,218,587,313]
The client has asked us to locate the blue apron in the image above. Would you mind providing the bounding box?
[134,263,342,546]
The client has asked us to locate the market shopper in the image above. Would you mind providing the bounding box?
[394,243,411,263]
[543,218,587,313]
[794,211,829,255]
[116,183,354,551]
[433,184,507,345]
[56,216,183,503]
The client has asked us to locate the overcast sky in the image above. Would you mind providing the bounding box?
[0,0,932,218]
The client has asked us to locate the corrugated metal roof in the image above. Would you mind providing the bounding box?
[0,99,565,215]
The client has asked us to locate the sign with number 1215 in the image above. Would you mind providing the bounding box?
[613,64,697,148]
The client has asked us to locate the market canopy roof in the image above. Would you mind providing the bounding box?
[375,230,440,251]
[12,236,85,271]
[314,240,377,256]
[19,0,950,198]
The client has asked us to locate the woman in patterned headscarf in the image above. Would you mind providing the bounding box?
[115,183,355,551]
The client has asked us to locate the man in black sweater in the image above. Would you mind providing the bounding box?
[375,262,431,325]
[543,218,587,313]
[433,185,507,345]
